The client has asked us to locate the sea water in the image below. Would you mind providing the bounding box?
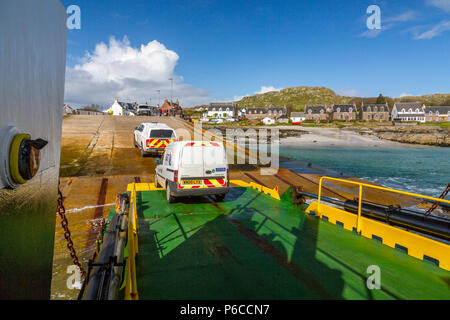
[278,145,450,198]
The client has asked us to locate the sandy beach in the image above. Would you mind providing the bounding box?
[280,127,412,147]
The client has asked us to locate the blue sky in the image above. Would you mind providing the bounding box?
[62,0,450,107]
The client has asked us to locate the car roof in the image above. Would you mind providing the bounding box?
[141,122,172,128]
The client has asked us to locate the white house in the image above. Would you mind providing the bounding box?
[106,98,137,116]
[237,107,247,117]
[207,102,237,119]
[262,117,275,125]
[391,102,426,122]
[290,112,305,123]
[63,104,73,115]
[276,115,289,123]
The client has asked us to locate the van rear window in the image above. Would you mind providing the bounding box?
[150,129,174,138]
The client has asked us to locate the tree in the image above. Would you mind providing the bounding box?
[376,94,386,104]
[286,104,294,117]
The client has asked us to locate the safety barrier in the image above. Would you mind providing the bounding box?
[306,176,450,271]
[124,183,139,300]
[229,180,280,200]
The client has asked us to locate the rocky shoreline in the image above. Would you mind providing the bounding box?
[203,124,449,147]
[346,126,450,147]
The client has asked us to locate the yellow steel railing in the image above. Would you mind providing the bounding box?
[124,183,139,300]
[317,176,450,233]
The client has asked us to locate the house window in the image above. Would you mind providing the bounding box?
[349,107,352,112]
[367,107,371,112]
[337,108,341,113]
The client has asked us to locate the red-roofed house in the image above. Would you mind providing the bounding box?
[160,99,182,116]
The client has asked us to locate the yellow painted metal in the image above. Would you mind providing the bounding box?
[128,180,280,200]
[127,183,162,192]
[230,180,251,187]
[306,201,450,271]
[317,176,450,206]
[310,176,450,271]
[248,182,281,200]
[357,185,362,233]
[9,134,30,184]
[124,183,139,300]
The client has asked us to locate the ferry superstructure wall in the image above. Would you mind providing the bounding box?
[0,0,67,299]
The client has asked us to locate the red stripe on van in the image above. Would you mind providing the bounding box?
[204,179,214,188]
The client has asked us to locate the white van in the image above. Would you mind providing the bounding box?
[134,122,177,156]
[155,141,229,203]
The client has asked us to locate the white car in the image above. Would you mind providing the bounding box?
[134,122,177,156]
[155,141,229,203]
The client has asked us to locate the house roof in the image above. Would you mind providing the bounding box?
[305,106,328,114]
[394,102,423,111]
[117,101,136,110]
[332,104,357,112]
[424,106,450,113]
[361,104,389,112]
[208,102,237,112]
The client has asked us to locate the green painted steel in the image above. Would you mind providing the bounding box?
[128,187,449,300]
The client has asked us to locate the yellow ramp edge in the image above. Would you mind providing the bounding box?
[306,201,450,271]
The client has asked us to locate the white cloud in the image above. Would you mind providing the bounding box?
[384,11,417,23]
[360,10,417,38]
[64,36,210,107]
[255,86,282,94]
[337,88,360,97]
[413,20,450,39]
[399,92,413,97]
[427,0,450,12]
[233,94,250,101]
[232,85,283,102]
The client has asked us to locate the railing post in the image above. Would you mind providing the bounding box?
[317,177,323,215]
[357,184,362,233]
[125,183,139,300]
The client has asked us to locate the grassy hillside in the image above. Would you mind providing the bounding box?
[237,87,350,110]
[190,86,450,112]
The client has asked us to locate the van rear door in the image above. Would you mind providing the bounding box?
[203,143,227,188]
[179,144,204,188]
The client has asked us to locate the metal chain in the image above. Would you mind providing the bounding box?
[95,217,107,254]
[425,183,450,216]
[57,184,86,277]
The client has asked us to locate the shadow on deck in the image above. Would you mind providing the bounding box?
[132,187,449,300]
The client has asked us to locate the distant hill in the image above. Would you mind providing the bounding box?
[193,86,450,112]
[237,87,349,110]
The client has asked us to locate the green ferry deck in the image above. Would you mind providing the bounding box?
[86,179,450,301]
